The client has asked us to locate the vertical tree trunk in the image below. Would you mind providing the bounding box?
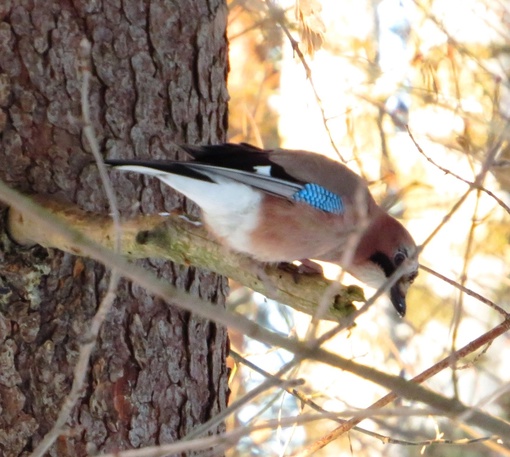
[0,1,230,455]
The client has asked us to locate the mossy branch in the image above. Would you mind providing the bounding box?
[7,195,364,321]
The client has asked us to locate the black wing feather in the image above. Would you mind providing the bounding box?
[104,159,214,182]
[179,143,301,183]
[106,143,306,198]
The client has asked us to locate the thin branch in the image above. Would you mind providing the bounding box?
[231,350,500,449]
[92,413,360,457]
[407,127,510,215]
[451,186,482,399]
[290,316,510,456]
[263,0,346,162]
[184,359,303,441]
[30,283,119,457]
[419,264,509,318]
[29,38,122,457]
[410,0,510,90]
[414,138,502,259]
[230,350,508,446]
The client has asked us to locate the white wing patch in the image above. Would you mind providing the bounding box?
[254,165,272,176]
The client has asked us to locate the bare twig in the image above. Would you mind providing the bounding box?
[92,413,360,457]
[263,0,346,162]
[231,350,501,449]
[407,127,510,215]
[451,186,482,398]
[414,138,503,257]
[290,316,510,456]
[184,359,303,441]
[420,264,509,318]
[410,0,510,91]
[29,38,122,457]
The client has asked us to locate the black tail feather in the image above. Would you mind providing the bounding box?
[104,159,214,182]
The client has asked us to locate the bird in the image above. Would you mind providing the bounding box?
[105,143,419,317]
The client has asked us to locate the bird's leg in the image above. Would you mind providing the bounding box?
[277,259,324,283]
[298,259,325,275]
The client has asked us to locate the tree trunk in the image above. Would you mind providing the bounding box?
[0,1,230,455]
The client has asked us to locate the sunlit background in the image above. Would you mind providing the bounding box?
[225,1,510,456]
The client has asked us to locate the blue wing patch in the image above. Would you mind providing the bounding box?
[292,183,344,214]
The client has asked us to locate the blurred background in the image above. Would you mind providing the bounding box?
[224,1,510,456]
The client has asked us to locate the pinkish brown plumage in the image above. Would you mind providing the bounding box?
[106,143,419,316]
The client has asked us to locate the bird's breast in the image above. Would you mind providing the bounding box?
[209,194,361,263]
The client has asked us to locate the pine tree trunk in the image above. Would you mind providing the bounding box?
[0,1,230,455]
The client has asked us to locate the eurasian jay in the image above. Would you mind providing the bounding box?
[106,143,419,316]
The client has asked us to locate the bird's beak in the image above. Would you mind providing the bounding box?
[390,279,408,317]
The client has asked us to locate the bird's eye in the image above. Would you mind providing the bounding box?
[394,252,406,266]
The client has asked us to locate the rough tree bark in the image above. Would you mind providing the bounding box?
[0,1,230,456]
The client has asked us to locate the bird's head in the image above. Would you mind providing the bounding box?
[351,213,419,317]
